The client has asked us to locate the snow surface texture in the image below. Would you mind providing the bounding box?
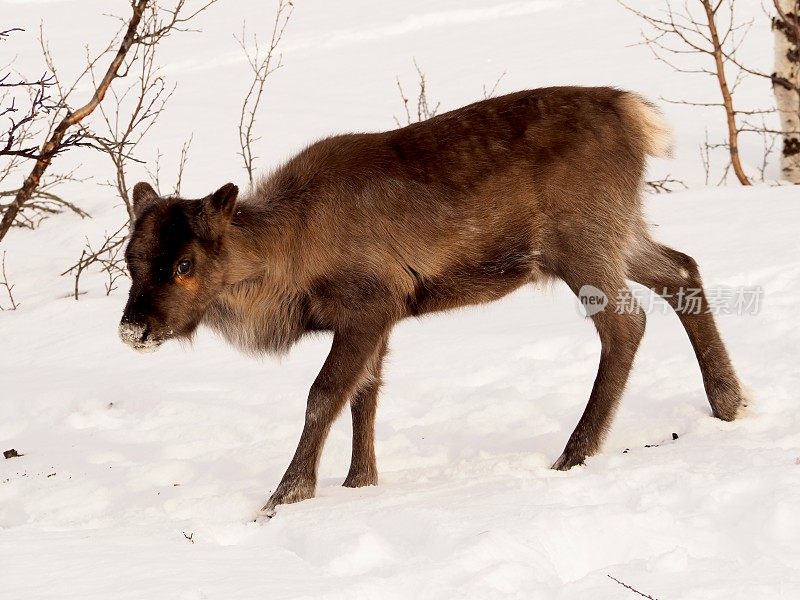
[2,1,799,598]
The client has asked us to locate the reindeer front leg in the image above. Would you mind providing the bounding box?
[343,335,389,489]
[260,322,390,517]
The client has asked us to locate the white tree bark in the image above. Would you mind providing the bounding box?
[773,1,800,183]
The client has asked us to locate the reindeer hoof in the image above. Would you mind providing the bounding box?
[710,388,746,422]
[551,452,585,471]
[253,507,275,522]
[258,477,316,519]
[342,469,378,488]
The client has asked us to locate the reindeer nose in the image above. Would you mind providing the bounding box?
[118,319,164,353]
[118,321,147,346]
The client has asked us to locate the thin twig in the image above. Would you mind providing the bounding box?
[393,59,440,127]
[483,70,507,99]
[173,133,193,195]
[607,574,661,600]
[645,175,688,193]
[61,222,129,299]
[236,0,293,185]
[0,251,19,310]
[0,170,90,230]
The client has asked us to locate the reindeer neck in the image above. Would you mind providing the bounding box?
[223,200,296,287]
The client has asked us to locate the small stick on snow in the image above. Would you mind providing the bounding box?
[607,574,660,600]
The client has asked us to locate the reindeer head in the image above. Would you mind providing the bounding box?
[118,181,238,352]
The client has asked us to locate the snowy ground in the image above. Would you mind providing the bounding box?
[2,1,799,599]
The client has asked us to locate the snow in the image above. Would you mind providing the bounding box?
[2,0,799,598]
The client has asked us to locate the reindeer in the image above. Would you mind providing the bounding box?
[119,87,744,517]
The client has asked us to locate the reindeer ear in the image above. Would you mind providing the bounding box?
[207,183,238,221]
[132,182,159,219]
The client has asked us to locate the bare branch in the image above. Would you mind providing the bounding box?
[0,251,19,310]
[0,181,90,230]
[1,67,58,160]
[645,175,688,193]
[619,0,753,185]
[393,77,412,128]
[142,132,193,198]
[0,29,25,42]
[236,0,294,185]
[145,147,165,194]
[661,97,725,107]
[482,71,507,100]
[393,59,440,127]
[134,0,220,45]
[754,118,781,181]
[700,128,713,185]
[89,13,179,220]
[606,574,660,600]
[412,59,440,122]
[0,1,148,244]
[61,222,129,299]
[0,0,220,245]
[74,3,198,299]
[173,133,193,196]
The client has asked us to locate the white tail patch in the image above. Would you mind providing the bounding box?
[621,93,673,159]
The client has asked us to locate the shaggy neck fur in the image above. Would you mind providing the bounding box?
[202,190,309,355]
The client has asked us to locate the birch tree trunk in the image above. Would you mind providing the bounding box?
[773,0,800,183]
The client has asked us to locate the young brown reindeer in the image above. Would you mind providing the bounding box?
[119,87,744,517]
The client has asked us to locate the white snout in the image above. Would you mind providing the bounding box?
[118,322,162,353]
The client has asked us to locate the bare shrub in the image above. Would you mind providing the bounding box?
[394,59,441,127]
[619,0,771,185]
[394,63,508,127]
[0,250,19,310]
[146,134,193,197]
[62,224,129,300]
[0,0,220,246]
[0,29,88,230]
[41,1,217,298]
[236,0,294,185]
[482,71,507,100]
[645,175,688,193]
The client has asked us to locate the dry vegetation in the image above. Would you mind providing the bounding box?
[621,0,800,185]
[235,0,294,185]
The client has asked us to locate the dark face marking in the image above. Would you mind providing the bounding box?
[119,184,238,352]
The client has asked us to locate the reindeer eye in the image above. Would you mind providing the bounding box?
[176,259,192,276]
